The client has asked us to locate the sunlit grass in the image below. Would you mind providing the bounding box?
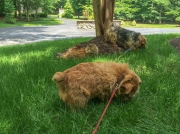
[0,34,180,133]
[0,17,62,28]
[122,23,178,28]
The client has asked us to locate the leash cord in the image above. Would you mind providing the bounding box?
[92,87,118,134]
[115,41,136,61]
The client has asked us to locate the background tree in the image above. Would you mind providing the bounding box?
[17,0,22,20]
[53,0,66,14]
[4,0,16,23]
[114,0,139,21]
[70,0,86,18]
[0,0,5,17]
[61,0,74,18]
[153,0,170,24]
[165,0,180,23]
[31,0,43,19]
[42,0,59,14]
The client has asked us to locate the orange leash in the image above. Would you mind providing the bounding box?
[92,87,117,134]
[92,75,124,134]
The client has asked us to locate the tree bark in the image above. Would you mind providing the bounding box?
[104,0,115,31]
[92,0,115,37]
[17,0,22,20]
[92,0,103,36]
[26,0,30,21]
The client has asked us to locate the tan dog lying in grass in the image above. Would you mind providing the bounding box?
[52,62,142,109]
[105,25,147,50]
[55,44,99,59]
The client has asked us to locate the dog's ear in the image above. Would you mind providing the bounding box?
[52,72,65,82]
[119,74,133,87]
[138,35,147,44]
[75,44,81,48]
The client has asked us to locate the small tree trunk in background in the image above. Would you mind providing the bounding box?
[26,0,30,21]
[18,0,22,20]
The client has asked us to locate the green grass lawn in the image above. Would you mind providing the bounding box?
[0,16,62,28]
[0,34,180,134]
[121,23,179,28]
[0,15,179,29]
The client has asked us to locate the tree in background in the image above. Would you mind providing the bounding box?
[4,0,16,23]
[82,5,93,19]
[31,0,43,19]
[165,0,180,23]
[69,0,91,18]
[153,0,170,24]
[0,0,5,17]
[114,0,139,21]
[61,0,74,18]
[92,0,115,36]
[53,0,66,14]
[42,0,59,14]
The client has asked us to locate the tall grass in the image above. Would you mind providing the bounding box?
[0,34,180,134]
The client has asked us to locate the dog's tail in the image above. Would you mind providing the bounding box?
[52,72,65,82]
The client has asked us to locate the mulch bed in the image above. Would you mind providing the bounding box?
[168,37,180,52]
[78,36,180,54]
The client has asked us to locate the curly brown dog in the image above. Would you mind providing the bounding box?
[55,43,99,59]
[52,62,142,109]
[105,25,147,50]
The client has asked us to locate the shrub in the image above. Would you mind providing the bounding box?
[131,20,136,26]
[61,0,74,18]
[82,5,93,20]
[38,12,48,17]
[121,20,125,25]
[5,13,16,24]
[4,0,15,24]
[175,17,180,25]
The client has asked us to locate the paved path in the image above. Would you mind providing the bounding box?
[0,18,180,46]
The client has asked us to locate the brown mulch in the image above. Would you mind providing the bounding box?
[168,37,180,52]
[78,36,124,54]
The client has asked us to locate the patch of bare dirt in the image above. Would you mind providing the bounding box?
[168,37,180,52]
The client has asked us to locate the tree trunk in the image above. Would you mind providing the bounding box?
[18,0,22,20]
[159,6,162,24]
[104,0,115,31]
[92,0,115,37]
[92,0,103,36]
[26,0,30,21]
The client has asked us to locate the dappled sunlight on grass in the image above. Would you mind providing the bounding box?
[0,47,54,65]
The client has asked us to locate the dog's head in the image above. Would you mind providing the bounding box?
[55,44,98,59]
[136,35,147,49]
[117,73,142,101]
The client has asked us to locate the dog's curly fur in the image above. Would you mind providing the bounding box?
[55,43,99,59]
[52,62,142,109]
[105,25,147,50]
